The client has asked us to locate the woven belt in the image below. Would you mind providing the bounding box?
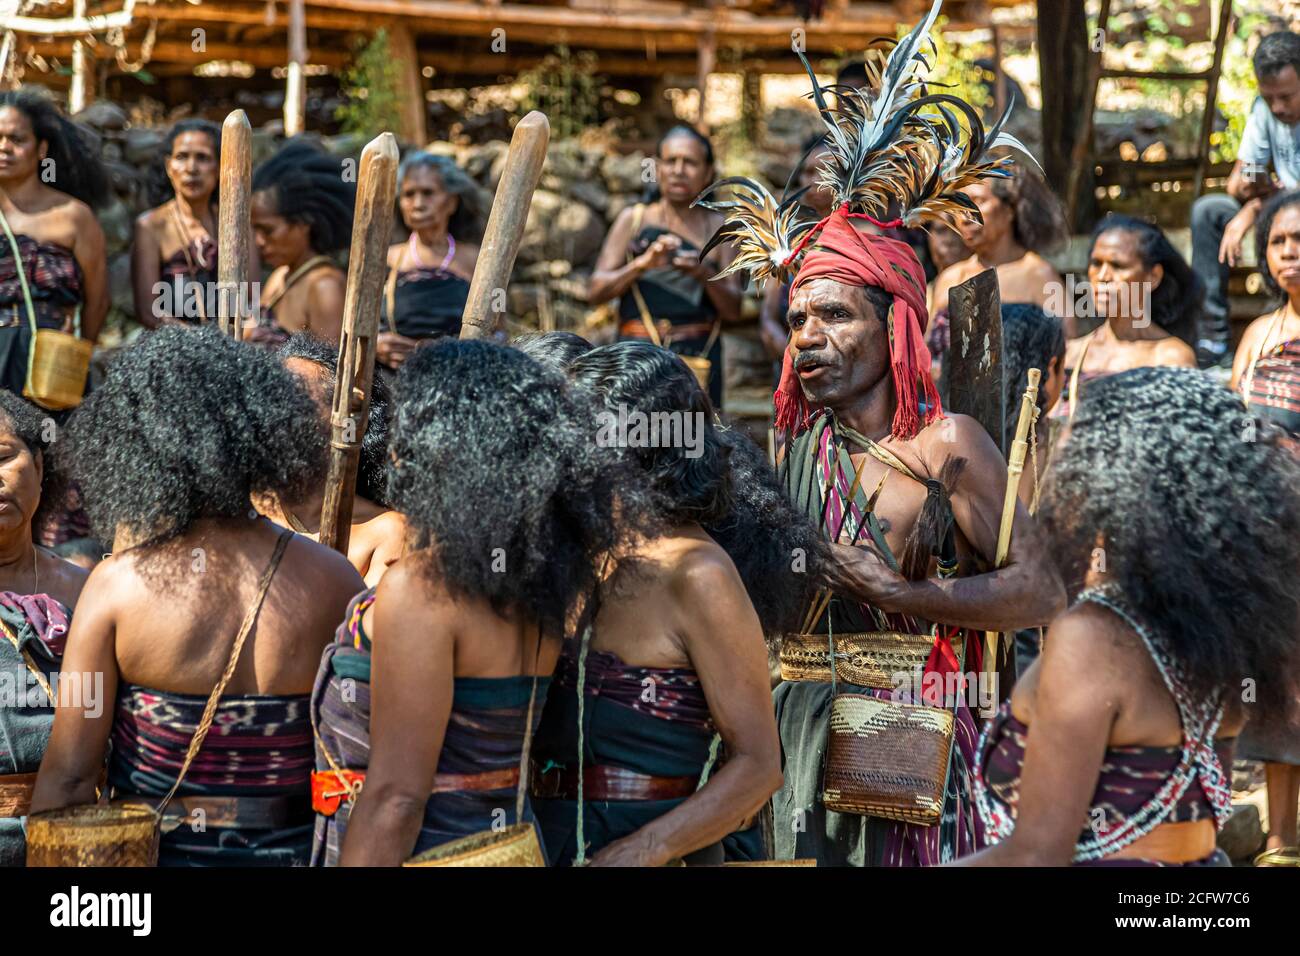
[618,319,717,342]
[779,631,937,690]
[0,772,37,818]
[310,767,521,817]
[1105,819,1218,865]
[115,792,311,831]
[529,763,697,802]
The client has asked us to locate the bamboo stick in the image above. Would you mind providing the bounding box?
[983,368,1041,680]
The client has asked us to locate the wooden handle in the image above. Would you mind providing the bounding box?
[217,109,253,338]
[318,132,400,555]
[459,111,550,340]
[984,366,1042,685]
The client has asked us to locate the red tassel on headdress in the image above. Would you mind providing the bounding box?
[777,207,942,440]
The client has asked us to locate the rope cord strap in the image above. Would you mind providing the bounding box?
[156,530,292,817]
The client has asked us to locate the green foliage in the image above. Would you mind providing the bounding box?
[517,46,600,140]
[335,29,404,140]
[1212,12,1275,164]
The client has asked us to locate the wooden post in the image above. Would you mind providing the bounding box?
[1063,0,1111,229]
[945,268,1004,453]
[460,111,550,340]
[0,32,16,91]
[1194,0,1233,198]
[388,25,428,146]
[217,110,253,338]
[741,68,762,143]
[318,132,400,555]
[69,0,93,114]
[696,28,715,134]
[991,24,1005,119]
[285,0,307,137]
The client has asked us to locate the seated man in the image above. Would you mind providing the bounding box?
[1191,29,1300,366]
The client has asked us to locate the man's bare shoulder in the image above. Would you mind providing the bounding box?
[907,413,1007,486]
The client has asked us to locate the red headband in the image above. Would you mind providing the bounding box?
[775,206,943,440]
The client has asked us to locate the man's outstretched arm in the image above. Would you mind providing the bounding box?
[823,414,1066,632]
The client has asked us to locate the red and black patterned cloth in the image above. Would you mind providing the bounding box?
[0,235,83,328]
[1245,337,1300,437]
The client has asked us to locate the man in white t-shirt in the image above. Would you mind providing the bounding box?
[1192,30,1300,366]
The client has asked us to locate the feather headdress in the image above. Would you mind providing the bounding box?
[693,0,1040,288]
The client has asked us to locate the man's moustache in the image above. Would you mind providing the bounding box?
[794,351,834,371]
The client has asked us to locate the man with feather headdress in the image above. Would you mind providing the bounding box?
[696,0,1064,865]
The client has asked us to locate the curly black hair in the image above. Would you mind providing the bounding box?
[252,139,356,253]
[1001,303,1065,418]
[1039,367,1300,731]
[986,160,1069,255]
[571,341,732,526]
[146,119,221,209]
[61,326,327,550]
[1090,213,1203,347]
[570,340,824,636]
[1255,189,1300,303]
[0,89,110,208]
[388,339,655,639]
[0,390,52,456]
[512,330,593,374]
[277,332,392,506]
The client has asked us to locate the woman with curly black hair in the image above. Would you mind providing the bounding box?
[928,163,1067,379]
[511,329,592,374]
[959,367,1300,866]
[530,340,818,866]
[1057,215,1200,421]
[254,334,405,587]
[30,327,365,866]
[376,153,483,370]
[0,89,109,407]
[323,339,652,866]
[130,119,221,327]
[0,390,89,865]
[248,139,355,346]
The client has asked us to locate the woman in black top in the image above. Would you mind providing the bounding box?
[588,126,741,408]
[376,152,482,370]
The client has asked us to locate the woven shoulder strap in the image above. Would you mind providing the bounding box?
[1066,329,1098,424]
[0,205,40,339]
[383,243,408,335]
[264,255,334,313]
[514,625,544,823]
[156,529,293,815]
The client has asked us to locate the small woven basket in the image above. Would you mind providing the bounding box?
[780,631,935,689]
[679,354,712,392]
[403,822,545,868]
[822,693,954,825]
[26,804,160,867]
